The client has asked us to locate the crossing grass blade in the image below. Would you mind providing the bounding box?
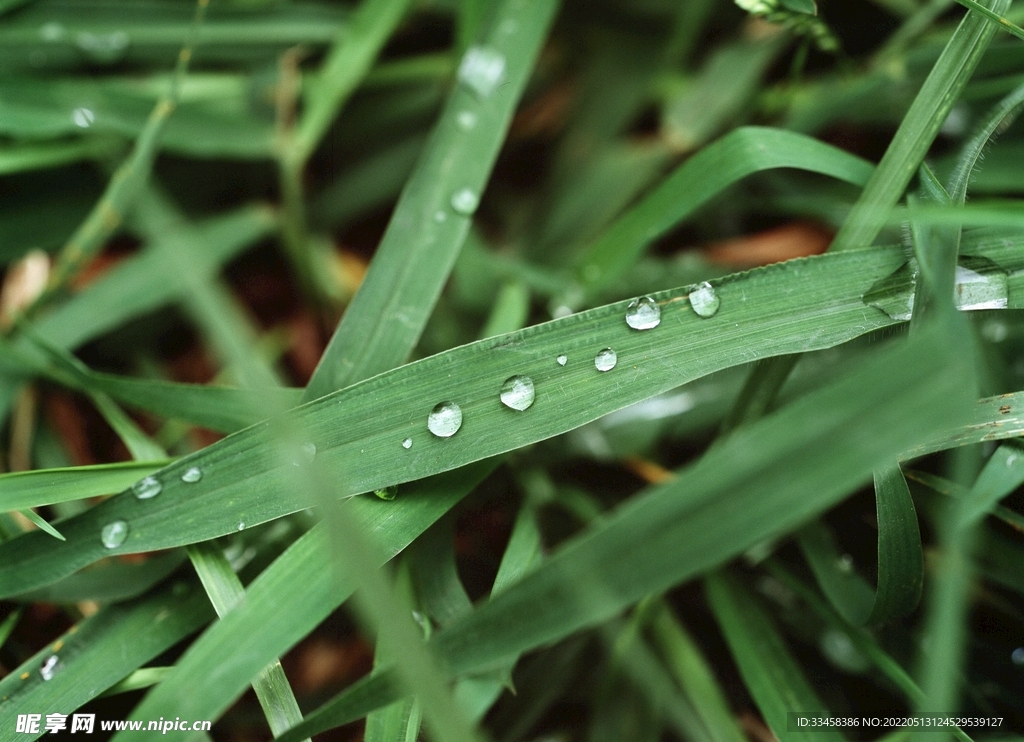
[303,0,560,400]
[0,461,169,510]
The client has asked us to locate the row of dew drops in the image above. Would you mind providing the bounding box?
[98,283,720,551]
[421,283,721,440]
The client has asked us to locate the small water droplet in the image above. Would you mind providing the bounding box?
[402,437,412,449]
[594,348,617,372]
[237,522,245,531]
[625,296,661,330]
[40,655,59,681]
[820,628,869,673]
[1012,647,1024,665]
[689,282,720,318]
[374,486,398,501]
[427,401,462,438]
[982,319,1009,343]
[556,354,567,366]
[132,475,162,500]
[837,554,854,574]
[457,46,506,98]
[1007,453,1018,467]
[450,189,479,216]
[500,375,535,411]
[456,110,477,130]
[39,22,64,42]
[181,466,202,483]
[434,210,447,223]
[101,520,128,549]
[291,442,317,466]
[71,107,95,128]
[75,30,130,63]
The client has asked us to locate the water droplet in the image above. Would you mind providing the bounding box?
[101,520,128,549]
[402,437,412,449]
[71,107,95,128]
[982,319,1009,343]
[820,628,870,673]
[427,401,462,438]
[39,22,64,42]
[556,354,567,366]
[625,296,661,330]
[40,655,59,681]
[837,554,854,574]
[689,282,720,318]
[1012,647,1024,665]
[450,189,479,216]
[237,522,245,531]
[374,486,398,501]
[75,30,130,63]
[291,442,317,466]
[181,466,202,483]
[434,210,447,223]
[500,375,535,411]
[456,110,477,130]
[1007,453,1018,467]
[457,46,506,98]
[132,475,162,500]
[594,348,617,372]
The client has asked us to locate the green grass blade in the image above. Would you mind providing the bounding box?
[98,666,172,698]
[0,242,996,597]
[706,571,844,742]
[0,582,214,739]
[0,461,169,510]
[17,551,185,604]
[411,517,473,627]
[116,462,494,741]
[829,0,1010,252]
[575,127,873,295]
[952,0,1024,41]
[18,508,65,541]
[187,541,305,738]
[303,0,559,401]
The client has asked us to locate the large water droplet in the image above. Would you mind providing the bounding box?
[71,107,95,128]
[1012,647,1024,665]
[450,189,479,215]
[625,296,661,330]
[500,375,535,411]
[101,520,128,549]
[689,282,720,318]
[594,348,617,372]
[181,466,202,483]
[40,656,59,681]
[427,402,462,438]
[132,475,162,500]
[457,46,506,98]
[374,486,398,501]
[291,442,317,466]
[456,110,477,130]
[556,354,567,366]
[402,437,412,449]
[75,30,130,63]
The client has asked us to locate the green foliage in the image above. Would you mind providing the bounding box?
[2,0,1024,740]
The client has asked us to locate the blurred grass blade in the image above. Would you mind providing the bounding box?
[272,326,974,741]
[98,667,172,698]
[0,461,169,510]
[829,0,1010,252]
[576,127,873,295]
[798,463,924,625]
[411,517,473,627]
[957,442,1024,528]
[0,608,22,648]
[706,571,844,742]
[116,463,494,741]
[647,603,748,742]
[303,0,559,401]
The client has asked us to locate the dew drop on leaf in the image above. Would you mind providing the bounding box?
[402,437,412,449]
[556,354,567,366]
[689,282,720,318]
[500,375,535,411]
[427,402,462,437]
[132,475,162,500]
[181,466,202,483]
[450,189,479,215]
[374,486,398,501]
[457,46,506,98]
[594,348,617,372]
[101,520,129,549]
[40,655,59,681]
[625,296,661,330]
[71,107,95,128]
[292,442,317,466]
